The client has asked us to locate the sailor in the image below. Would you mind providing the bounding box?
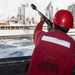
[27,10,75,75]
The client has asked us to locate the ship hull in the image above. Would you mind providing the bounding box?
[0,30,34,39]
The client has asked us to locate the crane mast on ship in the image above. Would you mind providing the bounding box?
[17,4,28,24]
[45,1,53,31]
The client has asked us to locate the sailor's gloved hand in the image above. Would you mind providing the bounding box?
[40,17,45,22]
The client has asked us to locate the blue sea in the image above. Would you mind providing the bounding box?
[0,38,34,59]
[0,35,75,59]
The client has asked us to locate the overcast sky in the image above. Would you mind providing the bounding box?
[0,0,75,20]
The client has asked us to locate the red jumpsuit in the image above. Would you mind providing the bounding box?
[27,20,75,75]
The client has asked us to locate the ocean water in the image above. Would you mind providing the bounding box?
[0,38,35,59]
[0,35,75,59]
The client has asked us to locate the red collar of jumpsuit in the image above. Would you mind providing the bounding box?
[27,20,75,75]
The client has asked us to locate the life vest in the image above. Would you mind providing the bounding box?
[27,31,75,75]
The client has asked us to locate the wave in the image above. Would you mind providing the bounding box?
[0,38,34,59]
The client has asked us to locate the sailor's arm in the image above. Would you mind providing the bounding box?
[33,19,44,45]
